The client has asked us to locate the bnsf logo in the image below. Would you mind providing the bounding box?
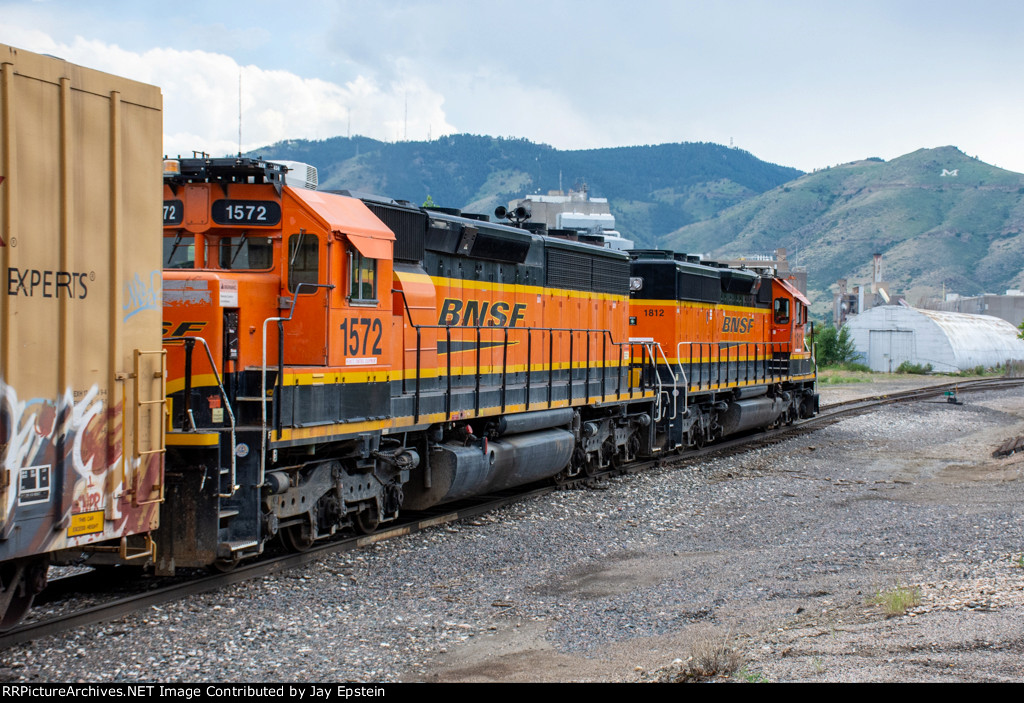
[163,322,208,337]
[722,316,754,334]
[438,298,527,327]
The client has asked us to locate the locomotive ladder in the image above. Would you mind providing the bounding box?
[629,338,678,423]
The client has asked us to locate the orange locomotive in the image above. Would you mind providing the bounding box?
[157,157,817,571]
[628,251,817,453]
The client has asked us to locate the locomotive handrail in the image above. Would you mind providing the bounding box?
[675,341,795,392]
[164,335,238,498]
[260,281,334,486]
[387,289,651,424]
[633,339,677,423]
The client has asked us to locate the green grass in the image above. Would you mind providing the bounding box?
[895,361,933,375]
[818,374,872,385]
[817,365,878,385]
[869,585,922,616]
[939,365,1006,378]
[735,666,770,683]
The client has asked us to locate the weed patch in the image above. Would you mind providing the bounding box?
[895,361,933,375]
[869,584,922,616]
[654,633,743,682]
[736,666,770,683]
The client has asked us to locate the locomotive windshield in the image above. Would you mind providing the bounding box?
[217,235,273,270]
[164,232,195,268]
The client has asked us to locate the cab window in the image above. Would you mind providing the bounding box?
[287,233,319,293]
[218,235,273,270]
[349,251,377,304]
[164,233,195,268]
[774,297,790,324]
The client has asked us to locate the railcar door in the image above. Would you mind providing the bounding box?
[281,230,329,366]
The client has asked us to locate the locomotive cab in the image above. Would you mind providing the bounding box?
[770,277,813,378]
[159,158,408,569]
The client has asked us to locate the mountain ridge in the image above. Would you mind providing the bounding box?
[246,134,803,248]
[662,146,1024,313]
[247,137,1024,318]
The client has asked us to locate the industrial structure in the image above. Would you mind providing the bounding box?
[844,306,1024,373]
[919,291,1024,328]
[833,253,904,327]
[715,248,807,296]
[509,182,633,250]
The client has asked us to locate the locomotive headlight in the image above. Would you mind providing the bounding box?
[629,277,643,292]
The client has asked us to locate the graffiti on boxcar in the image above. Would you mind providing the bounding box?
[0,380,113,543]
[123,270,161,322]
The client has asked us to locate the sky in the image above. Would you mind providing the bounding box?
[2,0,1023,174]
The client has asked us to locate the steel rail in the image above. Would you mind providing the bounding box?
[3,376,1020,649]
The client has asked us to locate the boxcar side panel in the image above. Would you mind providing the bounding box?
[0,44,163,562]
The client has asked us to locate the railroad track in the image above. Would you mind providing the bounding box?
[3,375,1020,649]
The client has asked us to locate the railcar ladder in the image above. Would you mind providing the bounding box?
[133,349,167,507]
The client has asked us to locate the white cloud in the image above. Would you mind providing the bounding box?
[0,26,457,155]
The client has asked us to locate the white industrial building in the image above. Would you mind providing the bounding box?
[845,306,1024,373]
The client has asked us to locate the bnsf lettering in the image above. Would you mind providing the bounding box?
[163,321,208,337]
[7,268,88,299]
[438,298,527,327]
[722,316,753,334]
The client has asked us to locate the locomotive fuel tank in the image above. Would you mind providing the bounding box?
[718,397,786,436]
[402,428,575,510]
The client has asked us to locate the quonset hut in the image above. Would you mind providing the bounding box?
[845,306,1024,373]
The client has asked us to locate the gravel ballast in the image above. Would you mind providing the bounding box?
[1,382,1022,682]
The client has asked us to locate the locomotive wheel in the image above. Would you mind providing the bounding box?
[282,524,316,552]
[0,557,47,631]
[211,557,241,573]
[354,507,380,535]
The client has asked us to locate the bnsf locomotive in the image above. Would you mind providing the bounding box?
[0,45,817,629]
[154,156,817,572]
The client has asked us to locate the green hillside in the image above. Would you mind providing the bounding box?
[247,135,802,248]
[662,147,1024,313]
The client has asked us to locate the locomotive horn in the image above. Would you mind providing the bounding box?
[494,206,508,219]
[514,205,531,220]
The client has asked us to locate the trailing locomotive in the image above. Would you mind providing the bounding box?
[153,156,817,572]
